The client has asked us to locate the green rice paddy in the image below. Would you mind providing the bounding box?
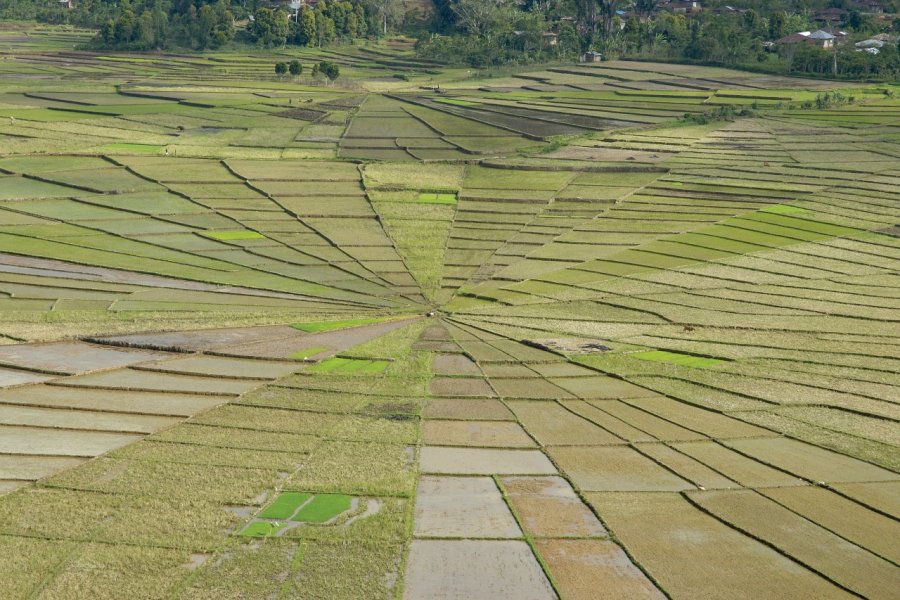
[292,318,391,333]
[628,350,724,368]
[238,492,354,537]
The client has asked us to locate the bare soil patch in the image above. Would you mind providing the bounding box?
[0,368,53,388]
[59,369,260,395]
[0,425,142,457]
[0,342,170,375]
[432,354,481,376]
[139,355,298,379]
[420,447,556,475]
[414,476,521,538]
[490,378,575,399]
[0,405,178,434]
[422,420,536,448]
[429,377,496,397]
[404,540,555,600]
[95,325,303,352]
[0,385,228,416]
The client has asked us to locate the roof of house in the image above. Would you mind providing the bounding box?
[775,33,811,44]
[808,30,836,40]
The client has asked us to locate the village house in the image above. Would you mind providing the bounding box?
[660,0,702,14]
[774,30,838,50]
[813,7,848,25]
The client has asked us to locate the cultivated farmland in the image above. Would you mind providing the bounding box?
[0,23,898,600]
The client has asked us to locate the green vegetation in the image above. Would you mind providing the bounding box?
[309,357,391,374]
[417,192,457,204]
[289,346,329,359]
[629,350,724,368]
[292,493,353,523]
[292,318,391,333]
[258,492,312,520]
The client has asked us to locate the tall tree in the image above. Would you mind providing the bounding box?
[366,0,403,35]
[249,7,289,47]
[451,0,503,37]
[598,0,622,37]
[634,0,656,21]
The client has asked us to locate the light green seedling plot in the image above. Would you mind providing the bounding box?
[203,230,266,240]
[309,357,390,374]
[760,204,809,215]
[292,317,388,333]
[288,346,329,360]
[629,350,724,368]
[237,492,354,537]
[293,494,353,523]
[258,492,312,520]
[416,192,457,204]
[239,520,287,537]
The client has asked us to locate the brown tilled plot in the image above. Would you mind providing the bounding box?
[419,447,556,475]
[500,476,606,538]
[422,420,537,448]
[423,398,515,421]
[534,539,665,600]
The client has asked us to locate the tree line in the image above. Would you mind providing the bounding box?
[2,0,897,79]
[415,0,900,78]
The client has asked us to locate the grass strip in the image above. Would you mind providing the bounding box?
[203,230,265,240]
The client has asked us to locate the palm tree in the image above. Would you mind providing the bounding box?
[635,0,657,43]
[635,0,657,21]
[598,0,623,37]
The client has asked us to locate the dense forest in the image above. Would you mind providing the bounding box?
[1,0,898,78]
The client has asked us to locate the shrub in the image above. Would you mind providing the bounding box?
[289,60,302,76]
[275,62,288,75]
[317,60,340,81]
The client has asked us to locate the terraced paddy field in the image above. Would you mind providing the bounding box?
[0,23,898,600]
